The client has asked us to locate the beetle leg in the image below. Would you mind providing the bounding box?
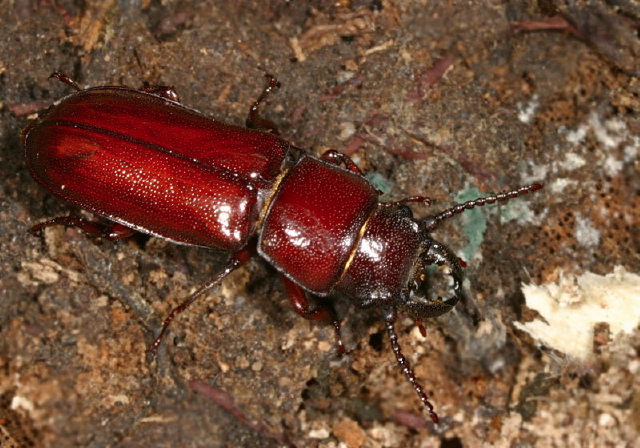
[49,72,80,91]
[320,149,364,175]
[414,318,428,337]
[383,307,439,424]
[140,85,180,102]
[30,217,136,241]
[148,243,255,353]
[281,276,346,355]
[246,74,281,133]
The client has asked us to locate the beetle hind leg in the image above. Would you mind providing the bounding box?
[281,276,346,355]
[30,216,136,241]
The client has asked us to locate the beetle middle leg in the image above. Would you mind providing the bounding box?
[148,243,255,353]
[281,276,346,355]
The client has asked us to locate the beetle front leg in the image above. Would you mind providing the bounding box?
[148,243,255,353]
[30,217,136,241]
[281,276,346,355]
[320,149,364,175]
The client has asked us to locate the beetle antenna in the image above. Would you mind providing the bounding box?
[384,311,440,424]
[423,183,542,231]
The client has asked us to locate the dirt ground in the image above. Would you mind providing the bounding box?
[1,1,638,447]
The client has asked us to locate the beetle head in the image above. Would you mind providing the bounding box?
[400,182,543,321]
[400,231,465,321]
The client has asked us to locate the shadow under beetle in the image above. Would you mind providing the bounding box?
[22,72,542,423]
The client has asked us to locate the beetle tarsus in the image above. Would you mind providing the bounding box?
[246,74,281,133]
[332,320,347,355]
[49,72,80,91]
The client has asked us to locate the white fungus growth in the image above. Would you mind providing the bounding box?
[515,266,640,360]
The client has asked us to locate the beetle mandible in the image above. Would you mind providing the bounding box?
[22,72,542,423]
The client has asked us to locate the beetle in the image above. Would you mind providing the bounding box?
[22,72,542,423]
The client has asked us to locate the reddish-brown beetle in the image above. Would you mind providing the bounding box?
[22,73,542,423]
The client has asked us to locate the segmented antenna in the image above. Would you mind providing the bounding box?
[423,183,542,231]
[385,318,440,424]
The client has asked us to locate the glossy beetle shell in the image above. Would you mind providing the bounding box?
[259,155,378,295]
[23,86,291,252]
[336,204,423,307]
